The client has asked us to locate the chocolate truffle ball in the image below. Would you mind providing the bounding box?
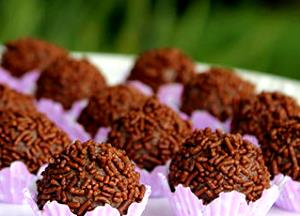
[231,91,300,141]
[36,57,106,109]
[168,128,270,204]
[108,97,192,171]
[78,85,147,136]
[181,67,255,121]
[1,37,67,77]
[0,109,71,173]
[261,119,300,180]
[37,140,145,216]
[0,84,36,112]
[127,48,196,91]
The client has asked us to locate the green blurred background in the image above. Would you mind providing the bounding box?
[0,0,299,80]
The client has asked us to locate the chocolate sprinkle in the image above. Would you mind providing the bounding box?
[181,67,255,121]
[37,140,145,216]
[108,97,192,171]
[36,57,106,109]
[261,119,300,181]
[1,37,67,77]
[78,85,147,136]
[0,84,36,112]
[168,128,270,204]
[0,109,71,173]
[231,91,300,141]
[127,48,196,91]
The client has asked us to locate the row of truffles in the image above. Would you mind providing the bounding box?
[1,37,300,213]
[0,84,147,215]
[1,37,107,109]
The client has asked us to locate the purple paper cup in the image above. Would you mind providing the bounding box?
[94,127,110,143]
[126,80,154,96]
[242,135,259,147]
[24,185,151,216]
[157,83,183,111]
[0,161,43,204]
[160,174,281,216]
[273,174,300,212]
[191,111,229,132]
[135,163,169,198]
[36,99,90,142]
[0,67,40,94]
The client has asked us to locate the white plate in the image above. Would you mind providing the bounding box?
[1,52,300,216]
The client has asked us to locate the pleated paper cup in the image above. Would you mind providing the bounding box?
[36,99,90,142]
[136,163,169,198]
[273,174,300,212]
[160,174,281,216]
[126,80,153,96]
[24,185,151,216]
[0,67,40,94]
[0,161,42,204]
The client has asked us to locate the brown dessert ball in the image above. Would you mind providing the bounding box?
[36,57,106,109]
[78,85,147,137]
[181,67,255,121]
[108,97,192,171]
[127,48,196,91]
[0,109,71,173]
[1,37,67,77]
[231,91,300,141]
[0,84,36,112]
[168,128,270,204]
[261,119,300,180]
[37,140,146,216]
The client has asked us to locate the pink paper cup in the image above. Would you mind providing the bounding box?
[0,161,44,204]
[24,185,151,216]
[160,174,281,216]
[126,80,154,96]
[273,174,300,212]
[0,67,40,94]
[36,99,90,142]
[136,163,169,198]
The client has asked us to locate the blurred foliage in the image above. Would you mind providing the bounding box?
[0,0,299,80]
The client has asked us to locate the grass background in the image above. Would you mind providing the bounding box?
[0,0,299,80]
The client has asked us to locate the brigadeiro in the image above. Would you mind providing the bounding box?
[231,91,300,141]
[181,67,255,121]
[127,48,196,91]
[33,140,150,216]
[1,37,67,77]
[108,97,192,171]
[261,118,300,212]
[78,85,147,137]
[0,109,71,174]
[164,128,280,216]
[0,84,36,112]
[107,97,192,197]
[36,56,106,109]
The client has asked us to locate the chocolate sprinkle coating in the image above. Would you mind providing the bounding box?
[78,85,147,136]
[0,109,71,173]
[168,128,270,204]
[181,67,255,121]
[0,84,36,112]
[108,97,192,171]
[261,119,300,181]
[231,91,300,141]
[37,140,145,216]
[127,48,196,91]
[1,38,67,77]
[36,57,106,109]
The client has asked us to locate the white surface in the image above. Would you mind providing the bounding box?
[1,53,300,216]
